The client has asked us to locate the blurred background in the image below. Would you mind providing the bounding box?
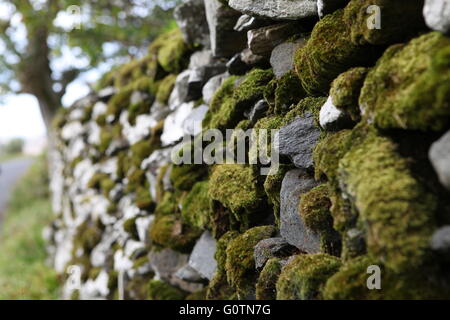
[0,0,179,299]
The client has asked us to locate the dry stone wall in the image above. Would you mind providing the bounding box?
[46,0,450,300]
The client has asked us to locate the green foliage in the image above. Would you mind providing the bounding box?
[276,254,341,300]
[0,156,59,299]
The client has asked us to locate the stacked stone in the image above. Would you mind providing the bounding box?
[47,0,450,300]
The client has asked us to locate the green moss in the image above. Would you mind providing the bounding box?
[123,217,139,240]
[256,258,283,300]
[206,272,238,300]
[344,0,426,46]
[149,214,201,253]
[73,220,103,254]
[147,280,186,300]
[154,192,178,216]
[87,172,110,190]
[107,88,133,119]
[170,164,208,192]
[156,74,177,104]
[360,32,450,131]
[313,129,352,184]
[299,185,333,233]
[116,151,130,180]
[215,231,239,274]
[225,226,276,297]
[294,9,380,96]
[154,29,192,74]
[283,96,327,126]
[52,108,69,130]
[80,104,94,124]
[330,67,368,121]
[133,255,151,269]
[99,123,122,154]
[126,168,146,193]
[181,181,211,229]
[337,130,438,272]
[208,69,273,130]
[136,185,154,211]
[276,253,341,300]
[128,100,151,125]
[100,177,115,197]
[272,71,306,115]
[186,289,207,300]
[88,267,102,280]
[209,164,268,231]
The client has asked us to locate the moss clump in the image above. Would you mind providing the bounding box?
[299,185,333,233]
[149,214,201,253]
[283,96,327,126]
[272,71,306,115]
[154,192,178,216]
[170,164,208,191]
[294,9,379,96]
[338,131,437,272]
[208,69,273,130]
[186,289,207,300]
[276,254,341,300]
[206,272,238,300]
[209,164,268,231]
[126,168,146,193]
[147,280,186,300]
[344,0,426,46]
[225,226,276,297]
[135,185,154,211]
[256,258,283,300]
[100,177,115,197]
[153,28,192,74]
[330,67,368,121]
[87,172,110,190]
[181,181,211,229]
[99,123,122,154]
[313,130,352,184]
[123,217,139,240]
[156,74,177,104]
[128,100,151,125]
[215,231,240,274]
[360,32,450,131]
[73,220,103,254]
[107,88,133,119]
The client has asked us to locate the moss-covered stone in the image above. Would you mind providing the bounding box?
[256,258,283,300]
[360,32,450,131]
[338,129,438,272]
[294,9,380,96]
[276,253,341,300]
[344,0,426,46]
[272,71,306,115]
[299,185,333,233]
[330,67,368,121]
[263,164,291,226]
[136,185,154,211]
[208,69,273,130]
[87,172,110,190]
[206,272,238,300]
[107,88,133,119]
[283,96,327,126]
[170,164,208,192]
[156,74,177,104]
[147,280,187,300]
[209,164,268,231]
[149,214,201,253]
[181,181,211,229]
[186,289,207,300]
[225,226,276,297]
[152,28,192,74]
[123,217,139,240]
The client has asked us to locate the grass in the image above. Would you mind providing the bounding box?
[0,153,27,163]
[0,155,60,299]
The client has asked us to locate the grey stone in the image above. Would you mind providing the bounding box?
[317,0,349,19]
[247,23,299,56]
[202,72,229,105]
[130,90,149,105]
[183,104,209,136]
[280,169,320,252]
[343,228,366,259]
[187,65,227,101]
[149,248,189,282]
[229,0,318,21]
[254,237,297,269]
[204,0,247,57]
[245,99,268,125]
[188,231,217,280]
[226,53,250,75]
[234,14,274,32]
[168,70,191,109]
[319,96,353,131]
[431,226,450,252]
[189,50,215,69]
[175,264,204,283]
[174,0,210,47]
[423,0,450,33]
[279,113,321,169]
[270,39,306,78]
[429,130,450,190]
[240,48,268,67]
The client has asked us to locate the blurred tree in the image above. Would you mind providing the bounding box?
[0,0,179,129]
[2,138,24,155]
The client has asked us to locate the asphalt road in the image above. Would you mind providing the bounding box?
[0,158,34,221]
